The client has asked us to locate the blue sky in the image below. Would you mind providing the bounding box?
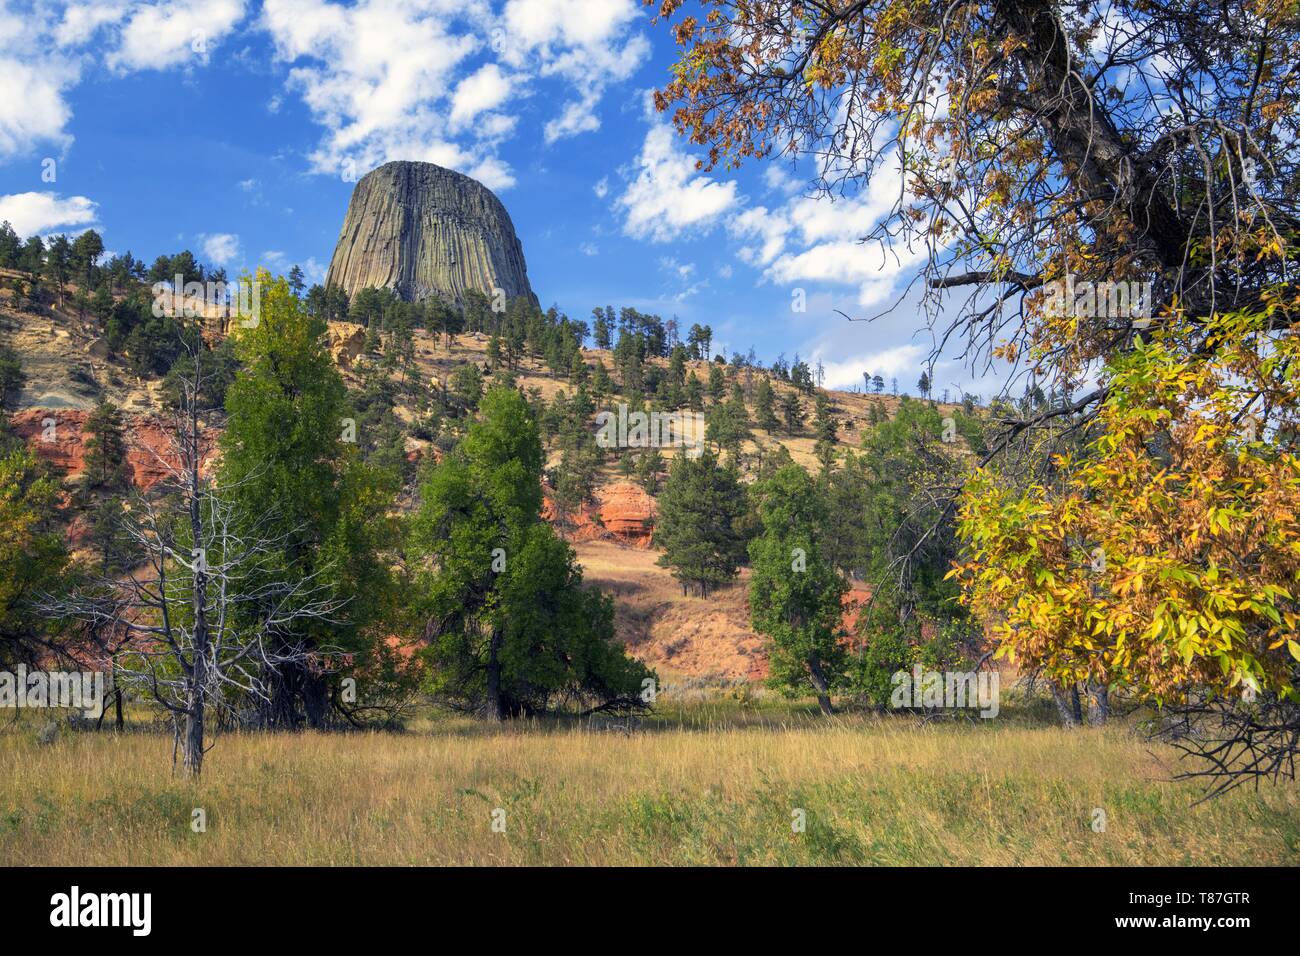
[0,0,988,399]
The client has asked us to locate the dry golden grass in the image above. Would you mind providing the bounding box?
[573,540,764,680]
[2,700,1296,866]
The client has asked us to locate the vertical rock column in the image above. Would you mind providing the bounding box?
[325,160,536,308]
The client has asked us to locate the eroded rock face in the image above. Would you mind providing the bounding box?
[326,321,367,369]
[544,481,657,548]
[596,482,657,546]
[325,161,536,308]
[10,409,219,491]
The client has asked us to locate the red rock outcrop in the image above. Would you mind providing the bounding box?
[595,482,657,546]
[11,409,220,491]
[544,481,657,547]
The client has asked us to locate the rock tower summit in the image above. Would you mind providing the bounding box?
[325,161,536,308]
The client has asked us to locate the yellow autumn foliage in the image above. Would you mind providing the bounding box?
[954,294,1300,704]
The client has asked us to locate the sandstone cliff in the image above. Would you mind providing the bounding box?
[325,161,536,308]
[543,481,658,548]
[10,408,220,491]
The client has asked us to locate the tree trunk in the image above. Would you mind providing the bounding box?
[808,653,834,716]
[184,366,208,777]
[994,0,1186,270]
[112,653,124,731]
[182,695,204,776]
[263,662,301,729]
[486,626,505,722]
[302,672,329,729]
[1087,682,1110,726]
[1051,681,1081,729]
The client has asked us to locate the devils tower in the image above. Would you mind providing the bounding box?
[325,161,536,307]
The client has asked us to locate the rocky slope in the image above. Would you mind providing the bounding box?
[326,161,536,307]
[10,408,218,492]
[2,281,945,681]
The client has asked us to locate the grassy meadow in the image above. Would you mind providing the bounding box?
[2,693,1297,866]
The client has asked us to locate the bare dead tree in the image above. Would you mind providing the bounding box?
[1157,681,1300,801]
[40,336,341,776]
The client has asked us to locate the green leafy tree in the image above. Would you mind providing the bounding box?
[221,275,399,728]
[411,386,649,718]
[748,463,848,715]
[0,441,68,666]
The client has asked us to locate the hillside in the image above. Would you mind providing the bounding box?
[0,273,965,681]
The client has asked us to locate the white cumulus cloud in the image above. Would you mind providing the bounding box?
[107,0,247,72]
[616,115,740,242]
[199,232,241,267]
[450,62,513,129]
[0,191,99,236]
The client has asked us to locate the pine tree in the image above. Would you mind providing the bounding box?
[707,363,726,403]
[754,377,779,432]
[813,393,838,472]
[45,235,71,308]
[592,358,613,398]
[0,221,19,268]
[654,450,749,596]
[220,276,398,728]
[82,401,131,494]
[593,308,612,350]
[0,345,24,411]
[19,236,44,277]
[411,386,650,718]
[568,351,589,384]
[684,371,704,410]
[70,229,104,314]
[637,447,664,494]
[780,390,804,434]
